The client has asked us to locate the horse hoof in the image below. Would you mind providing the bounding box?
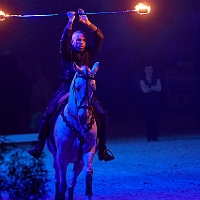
[85,195,92,200]
[55,193,65,200]
[68,187,74,200]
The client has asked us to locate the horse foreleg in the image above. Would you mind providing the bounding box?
[68,160,84,200]
[85,170,93,199]
[46,140,61,199]
[67,187,74,200]
[54,182,60,200]
[53,156,65,200]
[58,165,68,193]
[84,151,95,199]
[56,151,69,200]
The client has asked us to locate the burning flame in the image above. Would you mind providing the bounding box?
[0,10,6,21]
[135,3,150,15]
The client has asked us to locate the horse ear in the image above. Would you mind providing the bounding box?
[73,62,77,71]
[73,62,82,74]
[91,62,99,76]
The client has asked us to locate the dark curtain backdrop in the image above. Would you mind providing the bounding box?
[0,0,200,135]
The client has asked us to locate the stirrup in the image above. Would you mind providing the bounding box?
[104,148,115,162]
[98,148,115,162]
[27,141,45,159]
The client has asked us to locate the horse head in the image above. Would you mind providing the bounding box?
[68,62,99,124]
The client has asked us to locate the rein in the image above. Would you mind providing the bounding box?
[61,105,95,135]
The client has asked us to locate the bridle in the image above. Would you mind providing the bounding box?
[72,73,95,111]
[61,69,96,135]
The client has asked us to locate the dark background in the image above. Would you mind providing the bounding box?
[0,0,200,136]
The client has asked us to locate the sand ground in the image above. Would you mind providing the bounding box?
[39,133,200,200]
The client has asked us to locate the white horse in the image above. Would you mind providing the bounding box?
[47,62,99,200]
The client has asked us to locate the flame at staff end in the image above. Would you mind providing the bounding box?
[0,10,6,21]
[135,3,150,15]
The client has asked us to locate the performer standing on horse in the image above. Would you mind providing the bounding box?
[28,8,114,162]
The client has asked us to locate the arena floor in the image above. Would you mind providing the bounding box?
[2,132,200,200]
